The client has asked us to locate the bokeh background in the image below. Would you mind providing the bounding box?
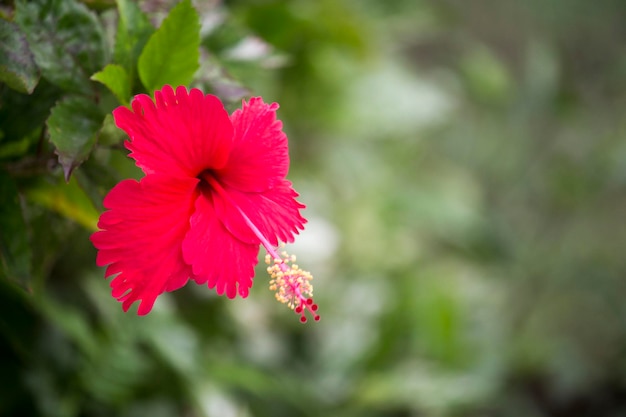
[2,0,626,416]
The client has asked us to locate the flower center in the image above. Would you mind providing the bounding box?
[197,170,319,323]
[197,169,218,195]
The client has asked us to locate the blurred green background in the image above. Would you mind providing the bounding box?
[2,0,626,416]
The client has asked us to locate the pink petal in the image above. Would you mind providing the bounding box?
[213,180,306,247]
[113,85,234,178]
[90,174,199,314]
[182,191,259,299]
[216,97,289,192]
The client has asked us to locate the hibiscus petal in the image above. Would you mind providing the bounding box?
[113,85,234,178]
[90,174,199,314]
[213,180,306,247]
[216,97,289,192]
[182,191,258,299]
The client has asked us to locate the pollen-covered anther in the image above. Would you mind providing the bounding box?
[266,251,320,323]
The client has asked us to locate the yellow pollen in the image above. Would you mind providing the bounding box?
[266,250,314,310]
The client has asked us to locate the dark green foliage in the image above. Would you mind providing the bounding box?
[47,96,104,180]
[1,0,626,416]
[0,19,40,94]
[15,0,107,93]
[0,171,32,287]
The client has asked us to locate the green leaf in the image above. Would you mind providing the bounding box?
[0,171,32,288]
[27,175,99,231]
[0,19,39,94]
[15,0,107,93]
[47,96,104,180]
[0,136,30,160]
[138,0,200,93]
[97,113,127,147]
[91,64,131,105]
[0,78,61,144]
[114,0,153,87]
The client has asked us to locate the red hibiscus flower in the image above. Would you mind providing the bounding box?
[91,85,319,322]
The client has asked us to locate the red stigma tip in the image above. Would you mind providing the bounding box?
[264,249,319,323]
[296,299,320,323]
